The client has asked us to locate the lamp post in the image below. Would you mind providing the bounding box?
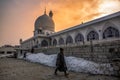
[90,39,94,61]
[90,39,93,53]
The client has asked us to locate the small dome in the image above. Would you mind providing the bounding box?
[34,14,55,31]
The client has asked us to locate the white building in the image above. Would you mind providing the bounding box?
[0,45,16,55]
[20,11,120,49]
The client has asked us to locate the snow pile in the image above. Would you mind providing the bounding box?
[26,53,56,67]
[21,53,114,75]
[66,57,113,75]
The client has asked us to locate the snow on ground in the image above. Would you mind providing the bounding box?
[18,53,114,75]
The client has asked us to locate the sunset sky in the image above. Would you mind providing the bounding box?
[0,0,120,46]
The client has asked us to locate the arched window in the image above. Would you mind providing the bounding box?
[41,40,48,47]
[59,38,64,45]
[87,31,99,41]
[103,27,119,39]
[75,33,84,43]
[66,35,73,44]
[53,39,57,46]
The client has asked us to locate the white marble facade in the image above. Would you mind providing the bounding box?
[20,11,120,49]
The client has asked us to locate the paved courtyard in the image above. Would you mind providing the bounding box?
[0,58,119,80]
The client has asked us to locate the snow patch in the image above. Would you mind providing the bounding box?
[19,53,114,75]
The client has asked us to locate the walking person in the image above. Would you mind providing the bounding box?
[31,48,34,53]
[14,52,17,58]
[23,51,27,58]
[54,48,69,77]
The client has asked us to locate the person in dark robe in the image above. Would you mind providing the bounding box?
[23,51,27,58]
[31,48,34,53]
[14,52,17,58]
[54,48,69,77]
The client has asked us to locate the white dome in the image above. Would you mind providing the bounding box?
[34,14,55,31]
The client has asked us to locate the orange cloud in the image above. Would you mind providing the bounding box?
[45,0,103,31]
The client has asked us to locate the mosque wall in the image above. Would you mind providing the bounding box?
[50,16,120,46]
[21,11,120,50]
[34,39,120,63]
[21,16,120,52]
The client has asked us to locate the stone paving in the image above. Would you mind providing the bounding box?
[0,58,119,80]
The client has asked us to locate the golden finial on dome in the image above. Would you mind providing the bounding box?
[49,10,53,18]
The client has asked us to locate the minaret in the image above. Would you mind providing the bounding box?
[19,39,22,45]
[49,10,53,18]
[44,8,46,14]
